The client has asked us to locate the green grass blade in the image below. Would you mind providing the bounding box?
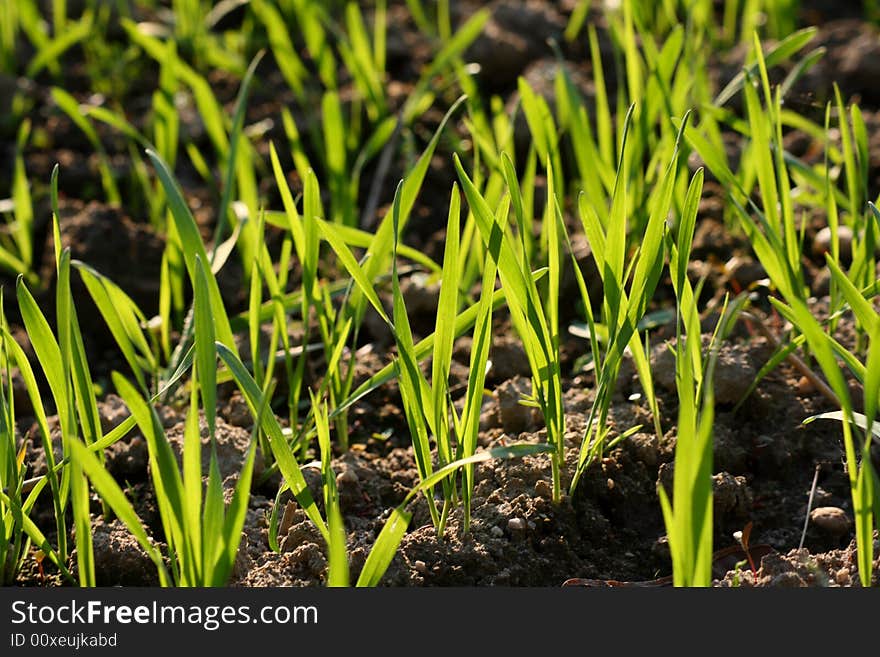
[804,411,880,439]
[50,87,120,205]
[213,50,264,249]
[216,439,256,585]
[216,342,329,541]
[400,95,468,228]
[112,373,187,576]
[405,444,554,505]
[181,383,203,584]
[193,255,217,439]
[201,453,225,583]
[313,396,349,587]
[825,254,879,334]
[432,184,462,453]
[714,28,818,106]
[76,263,152,392]
[355,506,410,587]
[146,148,235,351]
[0,489,73,583]
[771,296,868,584]
[26,13,92,77]
[69,450,94,587]
[250,0,306,98]
[864,326,880,441]
[333,270,545,420]
[316,219,389,324]
[402,12,488,124]
[11,120,33,271]
[306,221,440,274]
[389,182,440,526]
[460,248,498,533]
[16,278,73,443]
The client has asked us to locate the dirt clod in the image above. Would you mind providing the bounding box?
[87,517,160,586]
[495,376,540,434]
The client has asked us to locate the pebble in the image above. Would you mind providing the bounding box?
[490,525,504,538]
[812,225,853,260]
[414,560,428,575]
[507,517,526,533]
[811,487,833,506]
[652,536,671,559]
[401,273,440,318]
[795,375,815,395]
[725,255,767,288]
[336,469,359,486]
[810,506,852,536]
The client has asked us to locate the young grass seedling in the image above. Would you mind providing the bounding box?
[569,112,693,494]
[454,153,566,503]
[0,120,39,285]
[0,291,33,584]
[658,165,748,586]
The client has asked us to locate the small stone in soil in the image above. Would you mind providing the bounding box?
[725,255,767,289]
[811,487,833,506]
[812,225,853,261]
[336,469,358,486]
[653,536,671,560]
[652,339,756,405]
[796,375,816,395]
[508,517,527,533]
[488,336,531,382]
[809,506,851,536]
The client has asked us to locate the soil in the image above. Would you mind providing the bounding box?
[4,1,880,588]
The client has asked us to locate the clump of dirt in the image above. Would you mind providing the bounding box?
[164,414,267,489]
[716,536,880,587]
[465,1,567,91]
[82,517,161,587]
[41,200,165,318]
